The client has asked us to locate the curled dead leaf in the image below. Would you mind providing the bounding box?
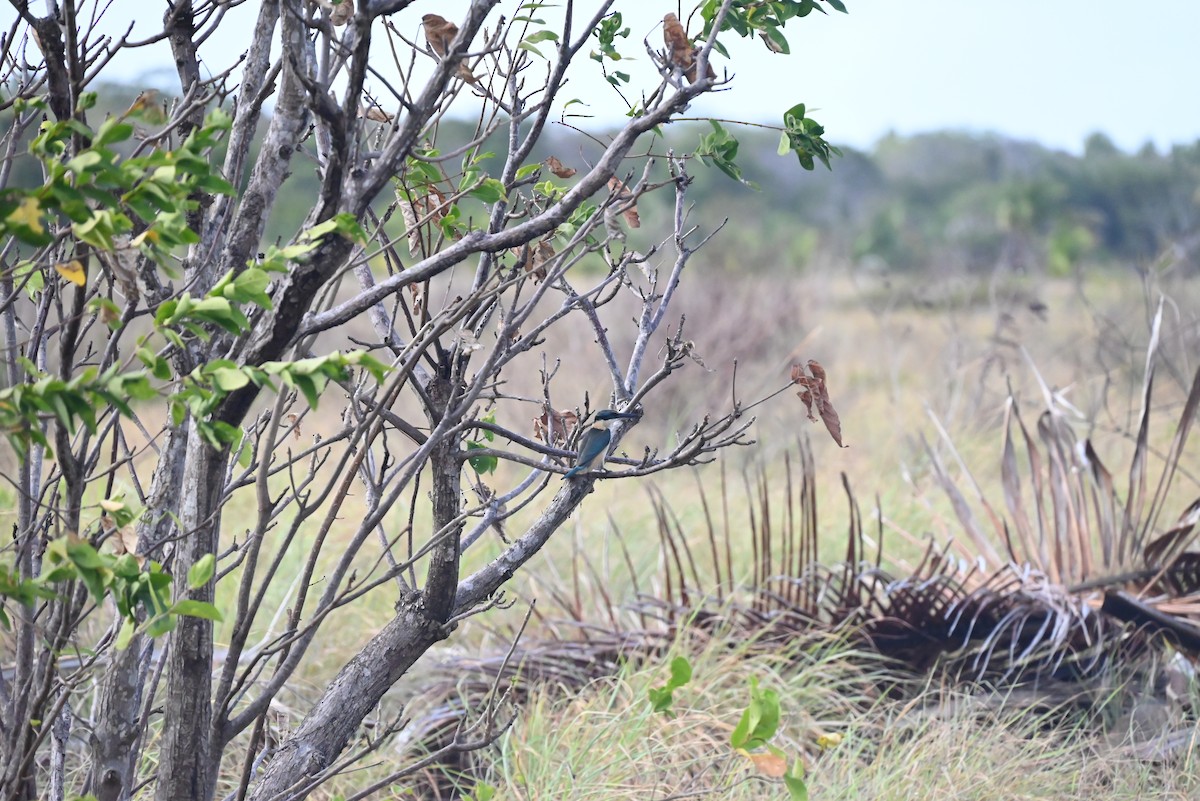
[455,64,479,85]
[510,239,555,281]
[530,240,555,280]
[421,15,477,83]
[422,14,458,57]
[545,156,576,179]
[104,235,140,300]
[318,0,353,26]
[663,14,693,76]
[361,104,394,123]
[506,239,552,282]
[112,524,140,559]
[397,186,449,254]
[607,178,641,229]
[791,359,846,447]
[534,407,579,448]
[663,14,715,83]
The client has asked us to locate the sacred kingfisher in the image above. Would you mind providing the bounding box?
[562,409,638,479]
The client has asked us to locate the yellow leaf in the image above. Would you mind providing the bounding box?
[130,228,159,247]
[99,498,125,513]
[55,260,87,286]
[7,196,44,234]
[816,732,843,749]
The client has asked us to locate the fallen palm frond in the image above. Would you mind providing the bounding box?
[388,302,1200,794]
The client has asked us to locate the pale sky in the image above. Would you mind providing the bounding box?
[7,1,1200,154]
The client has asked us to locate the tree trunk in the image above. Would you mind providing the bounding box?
[155,430,227,801]
[245,603,448,801]
[88,424,188,801]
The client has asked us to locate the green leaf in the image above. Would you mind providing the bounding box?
[648,655,692,714]
[115,617,136,650]
[210,366,250,392]
[65,151,103,175]
[94,118,134,147]
[468,178,507,204]
[668,655,692,687]
[65,538,106,570]
[236,433,254,468]
[784,762,809,801]
[763,26,790,54]
[291,374,322,409]
[145,614,177,638]
[171,599,224,622]
[696,121,749,184]
[518,41,546,58]
[187,554,215,589]
[516,163,542,180]
[730,699,759,749]
[467,441,498,475]
[524,30,559,45]
[137,348,173,380]
[731,676,781,749]
[648,685,674,714]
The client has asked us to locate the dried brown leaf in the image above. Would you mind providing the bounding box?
[422,14,458,57]
[686,47,717,83]
[663,14,694,75]
[455,63,479,85]
[607,177,641,229]
[534,408,579,447]
[663,14,714,83]
[545,156,577,179]
[513,239,555,281]
[362,104,394,123]
[745,751,787,778]
[114,524,139,557]
[792,359,846,447]
[318,0,353,26]
[106,236,140,300]
[533,240,555,269]
[398,186,448,254]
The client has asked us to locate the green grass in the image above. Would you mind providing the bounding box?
[452,639,1199,801]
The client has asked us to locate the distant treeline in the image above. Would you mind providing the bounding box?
[8,84,1199,275]
[679,127,1200,275]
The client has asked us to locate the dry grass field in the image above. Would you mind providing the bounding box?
[7,262,1199,800]
[205,262,1200,800]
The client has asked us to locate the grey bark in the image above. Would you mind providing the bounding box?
[87,423,189,801]
[244,603,447,801]
[155,431,228,801]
